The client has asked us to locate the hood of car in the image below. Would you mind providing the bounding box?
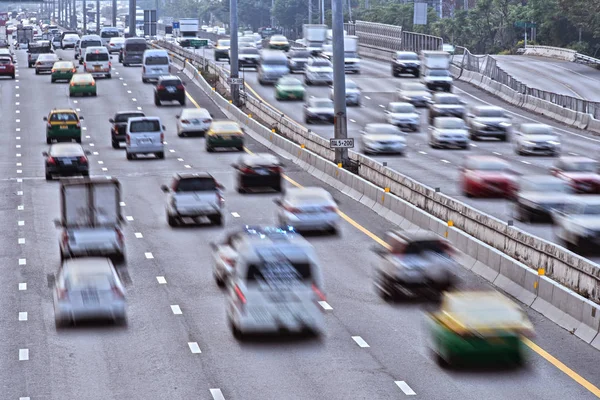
[559,172,600,181]
[307,107,334,113]
[389,112,419,120]
[473,117,511,125]
[362,133,406,143]
[564,216,600,230]
[521,134,559,142]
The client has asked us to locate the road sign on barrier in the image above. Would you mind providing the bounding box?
[173,22,180,29]
[227,77,244,85]
[329,138,354,149]
[190,39,208,48]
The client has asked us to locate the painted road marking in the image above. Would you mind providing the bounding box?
[18,283,26,291]
[521,160,531,165]
[19,349,29,361]
[98,161,104,165]
[19,312,27,321]
[170,305,182,315]
[16,153,21,157]
[188,342,201,353]
[18,221,24,226]
[18,205,23,210]
[177,158,184,162]
[210,389,226,400]
[17,190,22,195]
[120,202,126,206]
[126,216,134,221]
[352,336,370,348]
[231,212,240,218]
[145,252,154,259]
[18,238,24,244]
[395,381,416,395]
[493,151,502,155]
[135,232,143,238]
[318,301,333,310]
[156,276,167,284]
[184,164,191,168]
[169,149,175,153]
[441,159,450,164]
[18,259,26,265]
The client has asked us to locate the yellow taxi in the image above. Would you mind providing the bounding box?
[69,73,97,97]
[43,108,84,144]
[205,120,245,152]
[51,61,77,83]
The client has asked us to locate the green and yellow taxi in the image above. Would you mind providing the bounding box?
[43,109,84,144]
[426,291,534,368]
[268,35,290,51]
[214,39,231,61]
[69,73,97,97]
[206,120,245,152]
[51,61,77,83]
[275,76,305,101]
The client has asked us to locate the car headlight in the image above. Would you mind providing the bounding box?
[548,141,561,145]
[170,198,177,208]
[523,140,535,146]
[499,122,512,127]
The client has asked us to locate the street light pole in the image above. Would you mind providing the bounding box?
[129,0,136,37]
[331,0,347,165]
[230,0,240,106]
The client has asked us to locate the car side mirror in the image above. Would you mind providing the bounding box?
[273,198,282,206]
[160,184,169,193]
[231,163,238,169]
[108,118,114,123]
[162,125,166,130]
[53,218,62,228]
[43,116,48,121]
[42,151,48,156]
[79,116,84,120]
[85,150,91,156]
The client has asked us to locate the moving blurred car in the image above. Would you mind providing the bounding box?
[222,227,326,338]
[372,230,457,300]
[0,49,15,63]
[360,123,407,155]
[0,56,15,79]
[550,156,600,194]
[287,49,310,73]
[426,291,533,367]
[460,156,517,198]
[214,39,231,61]
[304,57,333,85]
[51,61,77,83]
[553,196,600,252]
[0,39,8,49]
[107,37,125,54]
[69,73,96,97]
[330,79,361,106]
[384,102,420,132]
[154,75,186,106]
[176,108,213,137]
[161,172,225,226]
[274,187,339,233]
[514,123,561,156]
[53,258,127,327]
[427,93,466,123]
[465,105,512,141]
[232,153,283,193]
[61,33,79,49]
[44,108,83,144]
[109,110,145,149]
[428,117,469,149]
[304,97,334,124]
[396,82,432,107]
[35,53,59,74]
[268,35,290,51]
[275,76,305,101]
[206,120,245,152]
[125,116,165,160]
[442,43,455,55]
[27,40,52,67]
[43,143,90,180]
[514,175,577,223]
[236,47,260,69]
[391,51,420,77]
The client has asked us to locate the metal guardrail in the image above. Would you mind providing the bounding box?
[344,21,443,54]
[576,53,600,65]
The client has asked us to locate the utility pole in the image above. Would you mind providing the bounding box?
[96,0,100,33]
[230,0,240,106]
[72,0,77,29]
[464,0,468,11]
[321,0,325,24]
[112,0,117,27]
[129,0,135,36]
[331,0,348,165]
[308,0,312,25]
[83,0,87,33]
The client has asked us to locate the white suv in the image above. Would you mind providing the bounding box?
[125,116,165,160]
[83,46,112,78]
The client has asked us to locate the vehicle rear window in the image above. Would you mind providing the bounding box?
[50,144,84,157]
[50,113,77,121]
[0,58,11,65]
[115,113,144,123]
[29,46,50,53]
[145,56,169,65]
[86,52,109,61]
[130,120,160,132]
[404,240,446,254]
[312,100,333,109]
[175,178,216,192]
[68,274,112,290]
[246,262,312,282]
[160,79,180,86]
[477,108,505,118]
[365,125,401,135]
[240,48,259,55]
[81,40,102,48]
[311,59,331,67]
[562,161,598,172]
[101,30,119,38]
[125,42,147,51]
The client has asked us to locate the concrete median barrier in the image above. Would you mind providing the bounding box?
[588,117,600,135]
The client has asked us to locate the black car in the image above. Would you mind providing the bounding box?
[287,49,310,73]
[155,75,186,106]
[236,47,260,69]
[232,153,283,193]
[427,93,467,124]
[109,111,145,149]
[391,51,420,77]
[43,143,90,180]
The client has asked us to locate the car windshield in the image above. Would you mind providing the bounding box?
[404,240,446,254]
[470,160,509,171]
[64,34,79,40]
[125,42,147,51]
[523,125,552,135]
[29,46,50,53]
[312,100,333,108]
[54,62,72,69]
[101,30,119,38]
[523,180,571,193]
[175,178,216,192]
[145,56,168,65]
[68,273,113,291]
[86,52,109,61]
[81,40,102,48]
[72,74,92,82]
[437,96,461,104]
[130,120,160,132]
[50,113,77,121]
[291,51,310,58]
[366,125,401,135]
[311,59,331,67]
[397,53,418,60]
[389,104,415,113]
[428,70,450,77]
[115,113,144,123]
[271,35,287,42]
[160,79,181,86]
[562,161,598,172]
[447,298,525,327]
[213,123,240,132]
[437,119,465,129]
[478,108,505,118]
[279,78,301,86]
[218,40,230,46]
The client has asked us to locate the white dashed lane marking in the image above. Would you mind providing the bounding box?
[231,212,240,218]
[351,336,370,348]
[135,232,143,238]
[493,151,502,155]
[395,381,416,395]
[521,160,531,165]
[18,221,24,226]
[18,205,24,210]
[120,202,126,206]
[184,165,191,169]
[170,305,182,315]
[441,159,450,164]
[18,312,27,321]
[145,252,154,259]
[19,349,29,361]
[210,389,226,400]
[156,276,167,284]
[19,283,27,291]
[188,342,201,353]
[126,216,134,221]
[18,238,25,244]
[19,258,26,265]
[318,301,333,310]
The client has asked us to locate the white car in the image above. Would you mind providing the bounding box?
[514,123,561,156]
[176,108,213,137]
[304,57,333,85]
[125,116,165,160]
[553,196,600,252]
[330,79,361,106]
[107,37,125,53]
[384,102,420,132]
[428,117,469,149]
[217,27,226,35]
[360,123,407,155]
[274,187,340,233]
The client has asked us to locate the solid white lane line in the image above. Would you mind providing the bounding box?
[18,221,24,226]
[188,342,201,353]
[18,312,27,321]
[170,305,182,315]
[210,389,226,400]
[19,283,27,291]
[441,159,450,164]
[231,212,240,217]
[126,216,134,221]
[318,301,333,310]
[145,252,154,259]
[156,276,167,284]
[521,160,531,165]
[18,238,24,244]
[184,165,192,168]
[135,232,143,238]
[19,349,29,361]
[351,336,370,348]
[19,258,26,265]
[395,381,416,395]
[120,202,126,206]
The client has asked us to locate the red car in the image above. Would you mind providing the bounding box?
[0,56,15,79]
[550,156,600,194]
[461,156,517,198]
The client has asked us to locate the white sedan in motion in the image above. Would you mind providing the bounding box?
[360,123,407,155]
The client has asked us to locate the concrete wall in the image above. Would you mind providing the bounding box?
[523,45,577,62]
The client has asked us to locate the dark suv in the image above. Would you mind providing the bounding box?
[155,75,186,106]
[109,111,145,148]
[231,153,283,193]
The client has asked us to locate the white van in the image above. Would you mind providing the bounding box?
[142,49,170,83]
[84,46,112,78]
[125,116,165,160]
[100,27,120,47]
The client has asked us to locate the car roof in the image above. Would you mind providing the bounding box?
[387,229,442,243]
[433,93,458,98]
[239,153,280,166]
[158,75,180,81]
[62,257,114,276]
[53,61,74,67]
[72,73,94,80]
[472,105,503,111]
[116,110,145,115]
[50,108,77,114]
[174,171,214,180]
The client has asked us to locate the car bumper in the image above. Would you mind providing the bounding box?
[52,72,74,81]
[239,174,281,188]
[232,307,324,334]
[281,211,339,230]
[127,144,164,154]
[168,205,221,217]
[55,301,126,322]
[47,129,81,139]
[157,92,185,101]
[70,86,96,95]
[425,82,452,91]
[46,165,89,175]
[206,137,244,148]
[393,65,419,74]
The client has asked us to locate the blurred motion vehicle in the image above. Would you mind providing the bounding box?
[236,47,260,69]
[35,53,59,74]
[51,35,62,50]
[304,97,334,124]
[0,49,15,63]
[27,40,52,67]
[142,49,170,83]
[258,50,289,85]
[274,187,339,233]
[514,175,577,223]
[120,37,147,65]
[287,49,311,73]
[268,34,290,51]
[330,79,361,106]
[426,291,533,367]
[154,75,186,106]
[61,33,79,49]
[465,105,512,142]
[69,73,96,97]
[77,35,102,64]
[391,51,420,77]
[125,116,165,160]
[0,56,15,79]
[109,110,145,148]
[83,46,111,78]
[53,258,127,327]
[0,39,8,49]
[206,120,245,152]
[99,26,119,47]
[275,76,305,101]
[43,143,90,180]
[553,196,600,252]
[460,156,517,198]
[514,123,561,156]
[442,44,456,54]
[232,153,283,193]
[51,61,77,83]
[428,117,469,149]
[176,108,212,137]
[238,35,256,49]
[44,108,83,144]
[214,39,231,61]
[550,156,600,194]
[427,93,466,123]
[107,37,125,54]
[396,82,432,107]
[384,102,420,132]
[420,51,453,92]
[304,57,333,85]
[360,123,407,155]
[55,177,126,262]
[222,227,326,338]
[372,230,457,300]
[162,172,225,226]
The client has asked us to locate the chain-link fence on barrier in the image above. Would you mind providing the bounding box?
[344,20,442,53]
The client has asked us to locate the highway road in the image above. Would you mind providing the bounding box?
[0,43,598,399]
[197,48,600,264]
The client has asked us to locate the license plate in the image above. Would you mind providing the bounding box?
[94,65,101,70]
[167,87,176,93]
[192,119,200,125]
[139,138,152,144]
[255,168,269,175]
[64,159,72,165]
[60,125,68,129]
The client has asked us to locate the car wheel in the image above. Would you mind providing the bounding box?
[167,215,177,227]
[156,152,165,159]
[45,172,52,181]
[211,214,223,226]
[76,138,82,143]
[46,138,51,144]
[215,274,225,287]
[231,323,243,340]
[126,151,133,160]
[237,186,246,194]
[516,204,529,222]
[180,98,186,106]
[111,140,119,149]
[55,316,71,329]
[236,146,244,152]
[107,74,111,79]
[142,78,147,83]
[35,70,39,75]
[206,146,214,153]
[51,78,55,83]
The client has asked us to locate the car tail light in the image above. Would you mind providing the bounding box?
[234,284,246,304]
[116,228,124,245]
[240,167,255,174]
[47,123,52,128]
[78,156,87,164]
[112,286,125,299]
[70,82,75,86]
[109,43,115,47]
[180,119,190,124]
[284,205,301,213]
[126,134,131,145]
[142,65,146,73]
[76,122,81,128]
[160,133,164,143]
[156,85,165,90]
[217,193,224,206]
[323,205,337,212]
[61,230,69,246]
[83,62,86,68]
[220,254,234,265]
[108,61,112,68]
[203,119,212,124]
[176,84,184,90]
[312,283,326,301]
[51,69,56,73]
[47,156,56,164]
[36,61,40,66]
[57,288,69,300]
[71,68,76,73]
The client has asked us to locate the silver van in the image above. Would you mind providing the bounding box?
[125,116,165,160]
[100,27,120,47]
[121,37,147,66]
[76,35,102,64]
[258,50,289,85]
[142,49,170,83]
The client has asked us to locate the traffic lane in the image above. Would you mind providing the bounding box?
[493,55,600,101]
